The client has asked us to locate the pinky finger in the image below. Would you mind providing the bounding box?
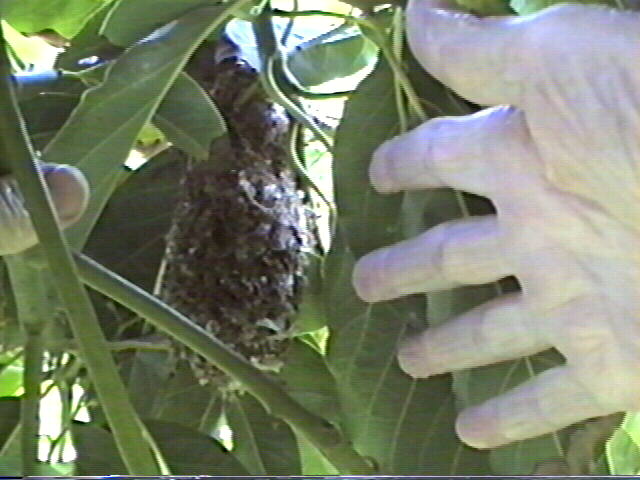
[456,365,611,449]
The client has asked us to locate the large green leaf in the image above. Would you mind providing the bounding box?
[101,0,219,46]
[326,57,491,474]
[279,339,340,424]
[1,0,110,38]
[154,73,226,161]
[287,30,378,88]
[225,393,301,475]
[73,421,127,474]
[74,419,250,474]
[152,361,223,433]
[122,350,173,419]
[84,149,183,291]
[43,5,228,250]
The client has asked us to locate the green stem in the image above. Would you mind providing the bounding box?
[6,257,51,475]
[74,251,374,475]
[254,7,335,150]
[0,30,161,475]
[19,307,44,474]
[391,7,408,133]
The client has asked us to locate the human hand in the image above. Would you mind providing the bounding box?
[352,0,640,448]
[0,163,89,255]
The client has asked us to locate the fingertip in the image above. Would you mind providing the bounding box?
[352,250,398,303]
[43,164,90,226]
[455,403,507,449]
[397,334,432,378]
[369,140,398,194]
[352,255,380,302]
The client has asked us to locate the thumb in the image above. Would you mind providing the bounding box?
[41,163,90,228]
[406,0,522,106]
[0,164,89,256]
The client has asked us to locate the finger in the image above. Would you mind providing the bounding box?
[353,215,511,302]
[455,365,611,449]
[406,0,523,105]
[370,105,538,196]
[41,163,90,227]
[398,292,549,377]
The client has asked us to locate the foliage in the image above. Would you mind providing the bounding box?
[0,0,636,476]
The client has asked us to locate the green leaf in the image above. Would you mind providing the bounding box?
[326,57,492,474]
[279,339,339,423]
[19,76,84,150]
[101,0,221,46]
[297,431,339,475]
[0,398,20,450]
[225,393,301,475]
[287,31,378,88]
[0,457,74,476]
[608,412,640,474]
[84,149,183,291]
[123,350,173,418]
[148,419,249,474]
[73,421,127,474]
[563,413,622,475]
[1,0,110,38]
[153,361,222,433]
[332,61,403,259]
[154,73,226,161]
[43,5,228,250]
[509,0,615,14]
[294,254,328,334]
[453,0,512,15]
[74,419,250,475]
[0,367,21,397]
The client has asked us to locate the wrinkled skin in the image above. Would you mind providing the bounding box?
[352,0,640,449]
[0,163,89,255]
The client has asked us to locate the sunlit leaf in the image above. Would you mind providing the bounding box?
[287,30,378,87]
[1,0,109,38]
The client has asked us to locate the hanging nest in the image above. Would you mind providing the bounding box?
[159,41,315,386]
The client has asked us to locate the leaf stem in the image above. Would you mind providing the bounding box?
[5,260,47,476]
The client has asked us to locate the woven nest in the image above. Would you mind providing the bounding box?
[159,43,316,385]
